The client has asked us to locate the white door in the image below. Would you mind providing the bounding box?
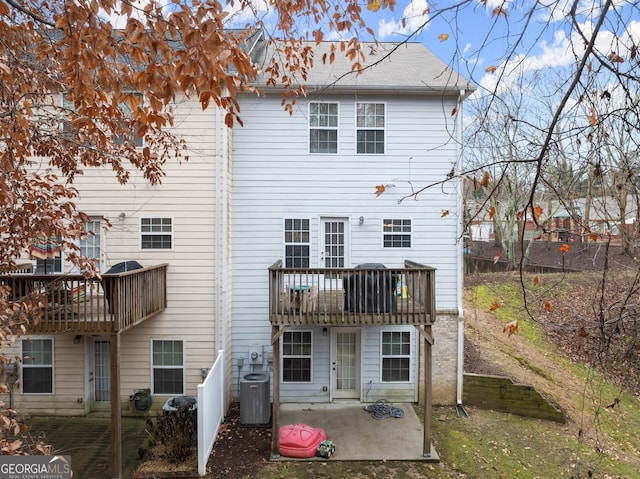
[319,217,349,290]
[92,339,110,405]
[331,329,361,400]
[320,217,348,268]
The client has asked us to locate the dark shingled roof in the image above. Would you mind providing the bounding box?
[251,39,475,96]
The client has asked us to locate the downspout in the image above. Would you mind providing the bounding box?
[215,105,223,355]
[455,89,467,416]
[221,103,229,356]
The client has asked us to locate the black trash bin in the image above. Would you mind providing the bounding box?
[102,261,143,313]
[343,263,397,313]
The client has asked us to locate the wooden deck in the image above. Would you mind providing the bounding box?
[1,264,168,334]
[269,260,436,327]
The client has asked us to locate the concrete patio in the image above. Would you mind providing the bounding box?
[276,402,439,462]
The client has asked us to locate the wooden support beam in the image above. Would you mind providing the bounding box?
[271,325,281,458]
[415,325,434,345]
[423,325,433,457]
[271,325,289,345]
[110,333,122,478]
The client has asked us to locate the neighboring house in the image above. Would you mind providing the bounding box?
[0,89,235,475]
[535,196,639,243]
[231,39,473,453]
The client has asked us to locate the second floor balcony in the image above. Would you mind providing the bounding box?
[1,263,168,335]
[269,260,436,327]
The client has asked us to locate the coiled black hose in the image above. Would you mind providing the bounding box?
[364,399,405,420]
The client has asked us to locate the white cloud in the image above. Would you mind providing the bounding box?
[377,0,430,40]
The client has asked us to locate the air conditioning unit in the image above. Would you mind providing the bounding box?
[240,373,271,424]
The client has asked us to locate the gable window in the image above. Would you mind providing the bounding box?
[141,217,172,250]
[284,219,310,268]
[61,92,143,147]
[115,93,144,148]
[152,339,184,395]
[283,331,312,382]
[22,338,54,394]
[309,102,338,153]
[381,331,410,382]
[383,219,412,248]
[356,103,385,154]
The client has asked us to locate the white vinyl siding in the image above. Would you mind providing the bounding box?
[22,338,54,394]
[233,90,463,403]
[309,102,338,153]
[356,102,385,154]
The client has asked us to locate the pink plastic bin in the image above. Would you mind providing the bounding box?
[279,423,327,458]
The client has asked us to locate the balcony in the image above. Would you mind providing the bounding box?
[268,260,435,327]
[1,263,168,334]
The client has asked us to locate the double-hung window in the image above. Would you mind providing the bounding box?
[80,218,102,268]
[381,331,410,382]
[383,219,412,248]
[282,331,312,382]
[356,103,385,154]
[152,339,184,395]
[309,102,338,153]
[22,338,54,394]
[284,219,310,268]
[141,217,172,250]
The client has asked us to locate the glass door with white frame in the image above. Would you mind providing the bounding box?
[319,217,349,291]
[331,329,361,399]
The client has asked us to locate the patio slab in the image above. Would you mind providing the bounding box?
[276,402,439,462]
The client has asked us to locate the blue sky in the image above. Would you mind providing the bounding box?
[107,0,640,97]
[360,1,640,95]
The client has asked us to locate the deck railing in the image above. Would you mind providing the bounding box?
[1,264,168,334]
[268,260,436,326]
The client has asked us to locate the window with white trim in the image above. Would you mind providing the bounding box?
[80,218,102,266]
[35,256,63,274]
[381,331,410,382]
[115,93,144,147]
[383,219,412,248]
[282,331,312,382]
[309,102,338,153]
[284,219,310,268]
[356,103,385,154]
[22,338,54,394]
[141,217,172,250]
[152,339,184,395]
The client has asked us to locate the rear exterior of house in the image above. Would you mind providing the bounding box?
[231,41,472,410]
[1,93,233,417]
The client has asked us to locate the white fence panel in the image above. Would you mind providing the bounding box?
[197,349,225,476]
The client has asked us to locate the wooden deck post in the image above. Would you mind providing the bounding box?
[110,332,122,478]
[423,324,433,457]
[271,325,281,458]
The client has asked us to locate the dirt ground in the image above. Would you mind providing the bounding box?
[206,402,272,479]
